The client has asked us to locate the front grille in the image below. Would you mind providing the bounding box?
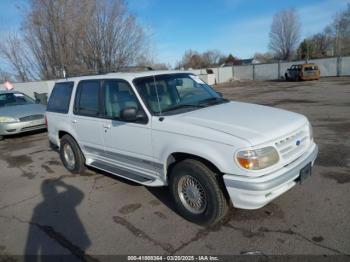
[19,114,44,122]
[275,126,310,163]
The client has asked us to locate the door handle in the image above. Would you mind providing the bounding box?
[103,124,111,129]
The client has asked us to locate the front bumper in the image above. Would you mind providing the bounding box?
[223,143,318,209]
[0,119,46,136]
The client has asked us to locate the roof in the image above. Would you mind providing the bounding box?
[56,70,191,83]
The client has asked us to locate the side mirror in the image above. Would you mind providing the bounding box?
[120,107,147,122]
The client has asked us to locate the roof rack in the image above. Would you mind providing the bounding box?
[65,66,154,78]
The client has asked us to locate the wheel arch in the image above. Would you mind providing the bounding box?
[58,130,80,149]
[165,152,222,180]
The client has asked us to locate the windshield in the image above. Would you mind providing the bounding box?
[0,93,35,107]
[133,73,225,115]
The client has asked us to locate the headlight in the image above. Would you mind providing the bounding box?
[236,146,279,170]
[0,116,19,123]
[308,122,313,141]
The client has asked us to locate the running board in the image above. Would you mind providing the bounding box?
[90,160,155,183]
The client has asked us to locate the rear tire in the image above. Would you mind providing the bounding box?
[60,135,85,174]
[169,159,229,225]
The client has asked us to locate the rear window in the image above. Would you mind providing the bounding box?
[304,65,318,71]
[47,82,74,114]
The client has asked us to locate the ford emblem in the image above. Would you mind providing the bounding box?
[296,140,301,146]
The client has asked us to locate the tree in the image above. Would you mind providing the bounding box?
[269,8,301,61]
[253,52,275,63]
[201,50,225,67]
[296,3,349,58]
[176,49,225,69]
[176,50,201,69]
[0,33,36,81]
[311,32,333,57]
[297,39,316,60]
[328,3,350,56]
[0,68,12,82]
[0,0,150,81]
[220,54,239,66]
[136,54,170,70]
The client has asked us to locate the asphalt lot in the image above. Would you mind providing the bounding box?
[0,77,349,258]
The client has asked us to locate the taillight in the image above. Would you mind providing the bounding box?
[45,115,48,128]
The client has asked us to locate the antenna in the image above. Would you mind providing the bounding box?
[62,66,67,79]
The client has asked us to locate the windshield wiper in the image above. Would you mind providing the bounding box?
[198,97,228,106]
[162,104,205,113]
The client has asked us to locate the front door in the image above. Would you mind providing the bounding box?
[100,79,159,176]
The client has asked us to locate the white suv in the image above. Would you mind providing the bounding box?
[46,71,318,225]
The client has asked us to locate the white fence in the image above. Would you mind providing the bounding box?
[192,56,350,83]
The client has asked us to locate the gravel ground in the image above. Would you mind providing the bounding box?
[0,77,349,260]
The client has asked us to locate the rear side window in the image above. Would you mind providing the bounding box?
[74,80,101,117]
[47,82,74,114]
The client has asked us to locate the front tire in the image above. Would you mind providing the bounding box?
[60,135,85,174]
[169,159,229,225]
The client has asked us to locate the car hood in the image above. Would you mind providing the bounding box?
[175,101,308,145]
[0,103,46,119]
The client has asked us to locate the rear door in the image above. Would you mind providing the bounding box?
[71,80,105,159]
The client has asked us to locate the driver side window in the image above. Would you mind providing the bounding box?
[103,80,139,120]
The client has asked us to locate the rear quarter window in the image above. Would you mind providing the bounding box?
[47,82,74,114]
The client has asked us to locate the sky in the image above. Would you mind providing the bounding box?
[0,0,348,68]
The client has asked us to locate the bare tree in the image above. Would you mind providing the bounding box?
[0,33,37,81]
[310,32,332,57]
[253,52,275,63]
[0,68,13,82]
[295,3,349,58]
[201,50,225,67]
[0,0,149,80]
[176,50,201,69]
[269,9,301,61]
[135,54,170,70]
[176,49,226,69]
[84,0,147,72]
[329,3,350,56]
